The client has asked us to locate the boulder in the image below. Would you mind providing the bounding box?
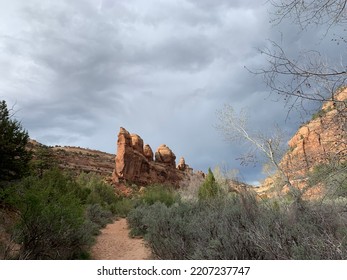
[143,144,154,161]
[177,157,186,171]
[155,144,176,167]
[131,134,144,154]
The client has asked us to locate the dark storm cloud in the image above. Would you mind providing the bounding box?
[0,0,343,184]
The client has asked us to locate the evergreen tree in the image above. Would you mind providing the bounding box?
[0,100,31,182]
[198,168,220,200]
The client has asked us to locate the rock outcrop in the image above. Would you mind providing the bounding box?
[155,144,176,167]
[177,157,186,171]
[258,88,347,197]
[112,127,196,187]
[281,88,347,180]
[143,144,154,161]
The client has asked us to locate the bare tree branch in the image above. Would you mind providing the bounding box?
[247,40,347,111]
[216,105,302,197]
[270,0,347,28]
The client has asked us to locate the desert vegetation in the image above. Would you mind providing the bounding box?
[127,164,347,260]
[1,89,347,260]
[0,168,133,259]
[0,100,133,259]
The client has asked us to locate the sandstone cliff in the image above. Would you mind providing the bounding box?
[258,88,347,197]
[281,88,346,180]
[112,127,195,187]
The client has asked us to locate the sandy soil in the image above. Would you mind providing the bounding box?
[91,218,152,260]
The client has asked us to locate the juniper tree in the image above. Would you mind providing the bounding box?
[0,100,31,182]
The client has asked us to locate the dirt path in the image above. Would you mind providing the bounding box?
[91,218,152,260]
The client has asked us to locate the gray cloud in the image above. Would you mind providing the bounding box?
[0,0,343,184]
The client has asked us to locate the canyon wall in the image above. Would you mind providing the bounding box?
[281,88,346,180]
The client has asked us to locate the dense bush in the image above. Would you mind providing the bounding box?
[76,173,118,206]
[76,172,134,217]
[139,184,179,207]
[110,198,135,218]
[0,169,124,259]
[128,190,347,260]
[86,204,113,229]
[8,171,94,259]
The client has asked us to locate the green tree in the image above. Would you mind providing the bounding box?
[30,145,56,178]
[0,101,31,182]
[198,168,220,200]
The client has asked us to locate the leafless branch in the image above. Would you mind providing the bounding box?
[270,0,347,29]
[248,40,347,111]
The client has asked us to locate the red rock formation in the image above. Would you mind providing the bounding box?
[177,157,186,171]
[155,144,176,168]
[112,127,196,187]
[143,144,154,161]
[258,88,347,198]
[281,88,347,180]
[130,134,144,153]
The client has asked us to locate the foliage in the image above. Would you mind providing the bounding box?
[0,169,126,259]
[110,198,135,218]
[29,145,57,177]
[140,184,179,207]
[86,204,113,230]
[128,190,347,260]
[0,100,31,182]
[76,172,119,212]
[198,168,220,200]
[7,171,94,259]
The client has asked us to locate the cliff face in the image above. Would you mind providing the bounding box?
[257,88,347,198]
[112,127,197,187]
[281,88,347,181]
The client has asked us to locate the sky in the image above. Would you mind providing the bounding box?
[0,0,344,184]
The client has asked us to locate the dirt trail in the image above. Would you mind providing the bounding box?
[91,218,152,260]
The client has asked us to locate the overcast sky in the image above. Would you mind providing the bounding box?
[0,0,344,184]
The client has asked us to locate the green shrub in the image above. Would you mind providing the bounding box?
[128,191,347,260]
[10,173,94,259]
[1,154,125,259]
[76,172,125,215]
[76,173,118,206]
[86,204,113,230]
[140,184,179,207]
[0,169,126,259]
[110,198,135,217]
[127,203,153,237]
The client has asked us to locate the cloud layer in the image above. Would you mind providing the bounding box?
[1,0,344,183]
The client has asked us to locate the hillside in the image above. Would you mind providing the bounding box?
[27,140,115,178]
